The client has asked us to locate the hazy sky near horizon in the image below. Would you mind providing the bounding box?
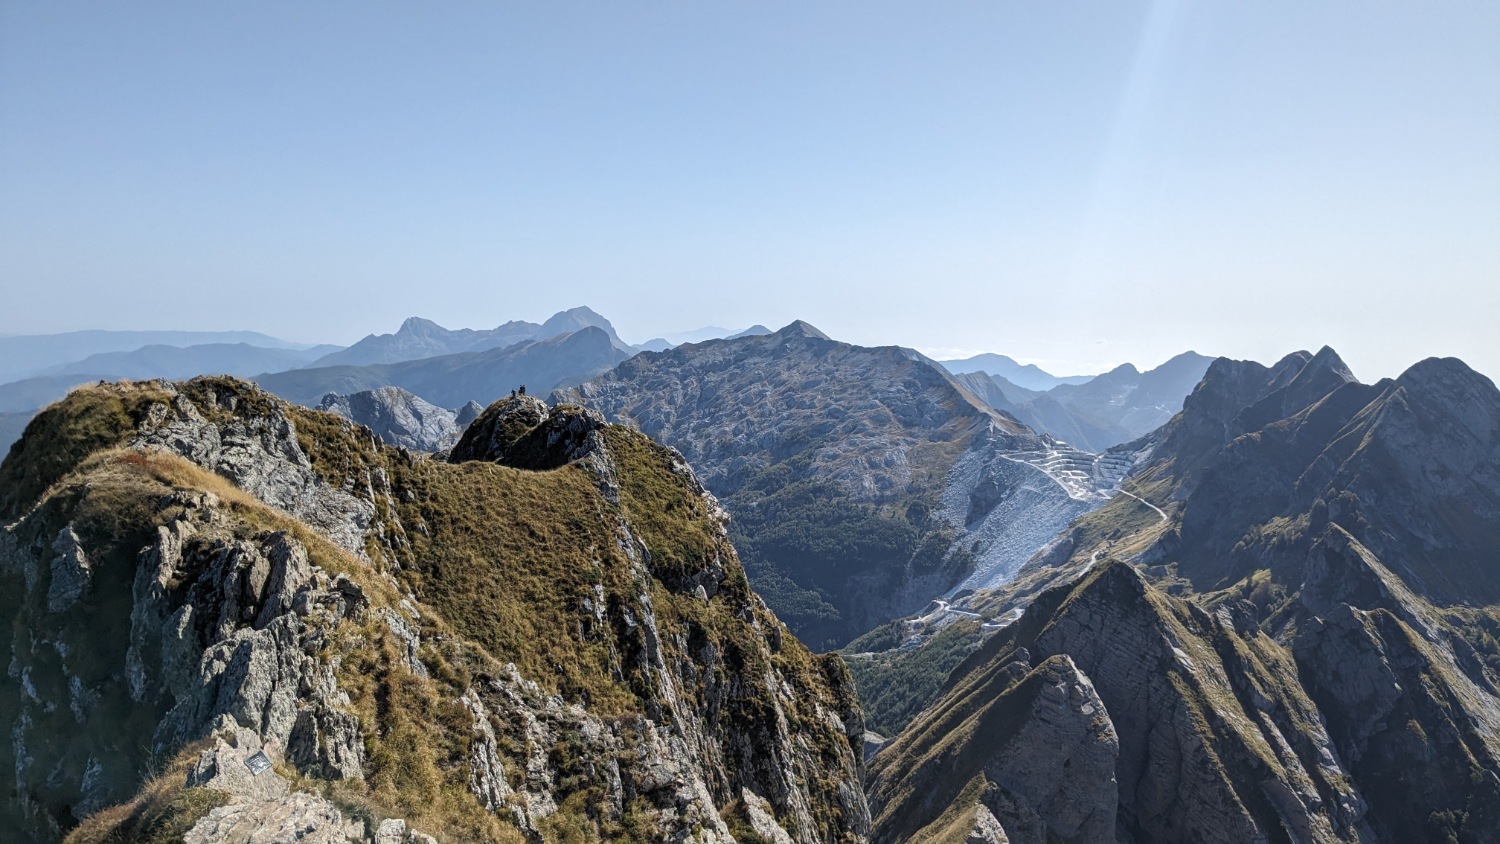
[2,2,1497,381]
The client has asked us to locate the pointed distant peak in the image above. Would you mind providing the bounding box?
[774,320,831,340]
[1263,351,1313,389]
[541,306,611,330]
[1293,345,1357,387]
[1272,350,1314,371]
[1310,345,1352,373]
[1153,351,1214,371]
[1105,362,1141,378]
[397,316,446,335]
[1074,558,1152,602]
[455,400,485,428]
[730,325,773,339]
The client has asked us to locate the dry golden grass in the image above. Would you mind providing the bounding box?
[15,379,864,843]
[0,380,173,518]
[63,742,221,844]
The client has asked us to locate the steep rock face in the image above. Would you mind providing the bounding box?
[1161,354,1500,603]
[868,652,1117,844]
[320,386,464,452]
[559,321,1118,648]
[1287,529,1500,842]
[2,481,382,841]
[126,379,379,555]
[1,377,869,843]
[889,349,1500,844]
[1121,350,1323,503]
[873,563,1371,844]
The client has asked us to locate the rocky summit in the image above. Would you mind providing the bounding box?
[0,376,868,843]
[319,386,469,453]
[863,349,1500,843]
[558,321,1139,649]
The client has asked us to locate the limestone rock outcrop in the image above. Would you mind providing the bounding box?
[320,386,465,452]
[1,376,869,843]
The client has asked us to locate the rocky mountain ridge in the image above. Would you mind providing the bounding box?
[558,321,1135,649]
[309,307,632,368]
[1,376,869,843]
[861,348,1500,843]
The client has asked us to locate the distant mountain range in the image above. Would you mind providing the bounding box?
[939,353,1094,391]
[309,305,634,367]
[0,329,317,384]
[951,351,1214,452]
[0,342,341,414]
[0,309,641,453]
[647,323,774,347]
[257,326,630,408]
[0,313,1220,487]
[42,342,340,381]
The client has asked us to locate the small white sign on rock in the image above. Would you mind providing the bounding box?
[243,751,272,776]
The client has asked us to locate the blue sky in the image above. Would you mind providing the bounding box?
[2,2,1497,380]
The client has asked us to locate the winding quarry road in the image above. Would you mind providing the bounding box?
[1080,487,1168,577]
[918,599,982,624]
[1115,488,1168,524]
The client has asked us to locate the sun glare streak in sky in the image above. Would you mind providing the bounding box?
[1,2,1496,381]
[1073,0,1183,280]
